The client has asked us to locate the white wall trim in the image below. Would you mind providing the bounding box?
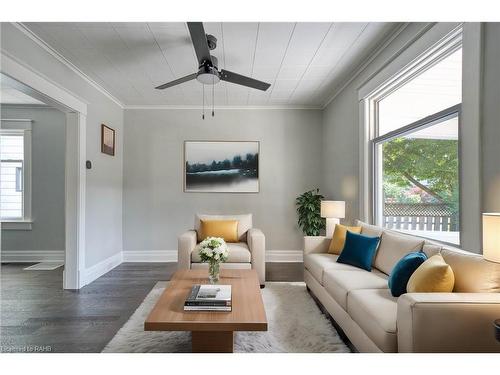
[1,250,64,263]
[124,105,322,110]
[1,221,33,230]
[14,22,125,109]
[123,250,178,263]
[0,52,88,115]
[2,48,88,290]
[81,252,123,287]
[265,250,303,263]
[122,250,303,263]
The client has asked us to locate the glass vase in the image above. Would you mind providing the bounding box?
[208,261,220,284]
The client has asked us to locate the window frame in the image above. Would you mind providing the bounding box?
[364,37,463,246]
[0,119,32,230]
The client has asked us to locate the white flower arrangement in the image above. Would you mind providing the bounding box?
[197,237,229,264]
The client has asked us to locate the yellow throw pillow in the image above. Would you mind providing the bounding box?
[199,220,239,243]
[328,224,362,254]
[407,254,455,293]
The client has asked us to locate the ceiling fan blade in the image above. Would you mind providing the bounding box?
[220,70,271,91]
[187,22,212,66]
[155,73,197,90]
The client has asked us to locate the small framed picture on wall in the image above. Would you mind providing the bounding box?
[101,124,115,156]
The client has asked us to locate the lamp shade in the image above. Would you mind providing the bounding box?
[321,200,345,219]
[483,213,500,263]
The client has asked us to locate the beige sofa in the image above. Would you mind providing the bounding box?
[304,220,500,352]
[178,214,266,286]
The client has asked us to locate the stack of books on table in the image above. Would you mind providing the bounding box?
[184,284,232,312]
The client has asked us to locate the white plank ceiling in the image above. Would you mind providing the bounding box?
[23,22,400,107]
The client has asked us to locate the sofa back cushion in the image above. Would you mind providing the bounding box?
[195,214,252,242]
[422,243,442,258]
[356,220,384,238]
[440,247,500,293]
[374,231,425,275]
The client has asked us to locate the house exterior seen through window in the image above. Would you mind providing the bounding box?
[0,133,25,220]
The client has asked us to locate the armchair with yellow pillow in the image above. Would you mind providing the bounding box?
[178,213,266,286]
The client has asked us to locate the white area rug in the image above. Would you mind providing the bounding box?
[103,281,350,353]
[23,262,64,271]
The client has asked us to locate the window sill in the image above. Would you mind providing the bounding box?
[1,220,33,230]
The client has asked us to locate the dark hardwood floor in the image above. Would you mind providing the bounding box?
[0,262,303,353]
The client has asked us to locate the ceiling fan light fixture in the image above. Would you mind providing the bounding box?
[196,70,220,85]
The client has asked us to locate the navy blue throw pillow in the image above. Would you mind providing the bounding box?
[388,252,428,297]
[336,230,380,271]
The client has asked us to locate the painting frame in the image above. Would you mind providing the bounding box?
[183,140,260,193]
[101,124,115,156]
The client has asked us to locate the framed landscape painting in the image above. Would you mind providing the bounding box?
[184,141,259,193]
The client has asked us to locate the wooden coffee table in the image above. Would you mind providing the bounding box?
[144,268,267,353]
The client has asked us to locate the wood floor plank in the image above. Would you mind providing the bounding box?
[0,262,304,353]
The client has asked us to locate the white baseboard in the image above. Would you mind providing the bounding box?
[1,250,64,263]
[81,252,123,287]
[265,250,303,262]
[121,250,303,263]
[122,250,178,262]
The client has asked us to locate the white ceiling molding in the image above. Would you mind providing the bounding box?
[124,104,322,110]
[321,23,411,109]
[14,22,125,109]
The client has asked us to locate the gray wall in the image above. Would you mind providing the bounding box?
[321,22,485,252]
[123,108,323,251]
[322,23,434,225]
[1,23,124,268]
[482,23,500,212]
[1,105,65,251]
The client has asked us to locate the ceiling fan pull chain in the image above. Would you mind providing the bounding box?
[202,84,205,120]
[212,74,215,117]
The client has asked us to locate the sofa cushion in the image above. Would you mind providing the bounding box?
[199,220,239,242]
[195,213,252,242]
[191,242,251,263]
[347,289,398,353]
[388,252,427,297]
[304,253,362,284]
[356,220,384,237]
[374,231,425,275]
[407,254,455,293]
[440,247,500,293]
[337,231,381,271]
[422,243,442,258]
[323,269,389,310]
[328,224,362,254]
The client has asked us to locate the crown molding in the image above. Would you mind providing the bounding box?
[13,22,125,109]
[321,22,411,109]
[124,104,322,110]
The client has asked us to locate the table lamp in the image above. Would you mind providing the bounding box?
[483,213,500,263]
[321,200,345,237]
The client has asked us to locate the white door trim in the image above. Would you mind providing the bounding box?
[1,52,87,289]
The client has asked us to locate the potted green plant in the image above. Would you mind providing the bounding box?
[295,188,325,236]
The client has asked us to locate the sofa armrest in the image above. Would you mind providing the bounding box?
[303,236,330,255]
[397,293,500,352]
[178,230,197,270]
[247,228,265,285]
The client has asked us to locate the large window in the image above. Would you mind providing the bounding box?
[371,46,462,245]
[0,120,32,223]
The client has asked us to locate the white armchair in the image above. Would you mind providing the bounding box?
[177,214,266,286]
